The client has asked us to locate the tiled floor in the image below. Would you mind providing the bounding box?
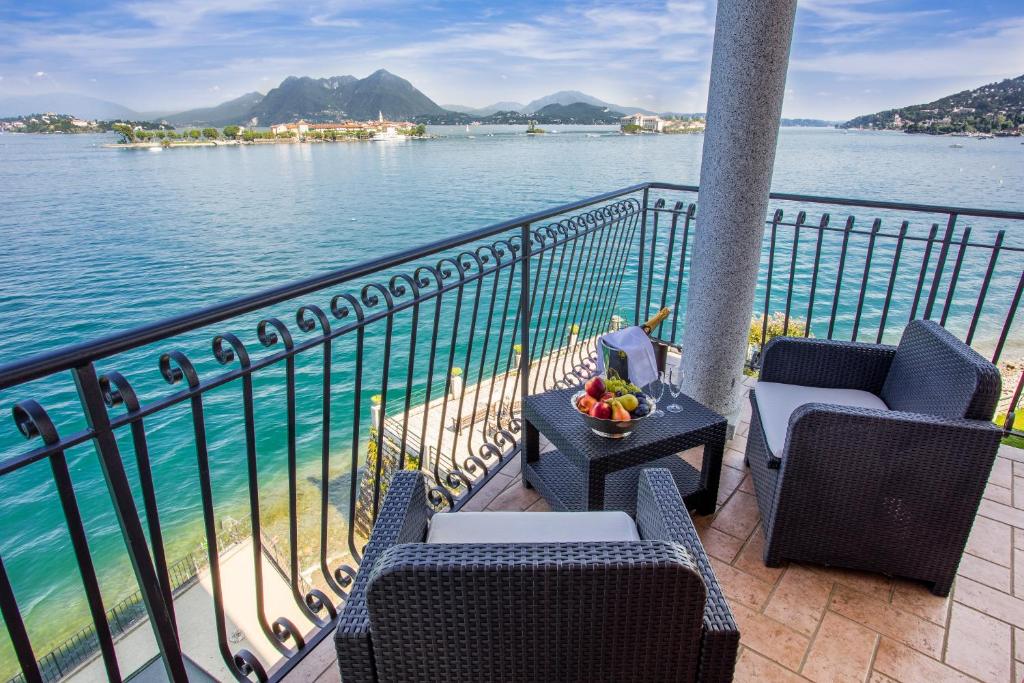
[309,378,1024,682]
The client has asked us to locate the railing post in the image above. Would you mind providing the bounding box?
[635,186,650,326]
[520,222,533,404]
[71,363,188,683]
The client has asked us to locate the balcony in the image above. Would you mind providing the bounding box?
[0,183,1022,683]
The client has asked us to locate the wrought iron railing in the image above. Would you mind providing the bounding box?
[0,186,644,683]
[0,182,1021,683]
[634,183,1024,433]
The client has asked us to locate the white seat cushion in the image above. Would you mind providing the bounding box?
[427,511,640,544]
[755,381,889,457]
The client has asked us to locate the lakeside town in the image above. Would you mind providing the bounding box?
[0,110,707,148]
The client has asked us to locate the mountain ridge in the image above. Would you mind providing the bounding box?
[841,74,1023,135]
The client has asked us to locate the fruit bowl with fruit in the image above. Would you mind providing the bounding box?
[573,375,656,438]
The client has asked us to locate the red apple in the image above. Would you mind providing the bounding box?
[585,376,606,399]
[589,401,612,420]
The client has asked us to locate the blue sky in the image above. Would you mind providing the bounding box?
[1,0,1022,119]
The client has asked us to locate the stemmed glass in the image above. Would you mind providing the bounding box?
[665,366,684,414]
[646,376,666,418]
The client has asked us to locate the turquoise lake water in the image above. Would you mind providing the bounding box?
[0,125,1022,670]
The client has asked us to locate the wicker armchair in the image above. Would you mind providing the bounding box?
[745,319,1002,596]
[335,468,739,683]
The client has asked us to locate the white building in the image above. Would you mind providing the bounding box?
[620,113,666,132]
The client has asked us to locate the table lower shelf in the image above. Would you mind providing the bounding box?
[523,448,704,515]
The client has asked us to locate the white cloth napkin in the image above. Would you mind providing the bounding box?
[596,326,659,389]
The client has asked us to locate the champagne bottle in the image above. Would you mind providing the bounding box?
[641,307,671,335]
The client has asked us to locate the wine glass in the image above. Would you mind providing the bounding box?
[665,366,684,414]
[646,375,666,418]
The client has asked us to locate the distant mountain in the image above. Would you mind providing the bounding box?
[0,93,140,120]
[781,118,837,127]
[246,70,446,124]
[163,91,265,127]
[524,90,657,116]
[840,74,1024,135]
[443,101,527,116]
[531,102,624,124]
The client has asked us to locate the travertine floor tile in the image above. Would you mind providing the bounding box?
[711,490,760,539]
[871,638,974,683]
[731,602,811,671]
[802,612,878,683]
[764,564,834,637]
[953,575,1024,629]
[957,551,1012,592]
[965,514,1013,567]
[890,580,950,627]
[943,603,1012,683]
[709,557,775,609]
[734,648,807,682]
[733,526,785,586]
[829,585,944,658]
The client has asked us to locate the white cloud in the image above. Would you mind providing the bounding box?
[34,71,45,77]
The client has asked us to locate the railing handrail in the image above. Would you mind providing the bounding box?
[1,180,1021,390]
[648,182,1024,220]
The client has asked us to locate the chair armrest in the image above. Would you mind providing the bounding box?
[760,337,895,392]
[335,471,429,683]
[636,469,739,683]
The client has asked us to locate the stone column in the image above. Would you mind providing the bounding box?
[680,0,797,420]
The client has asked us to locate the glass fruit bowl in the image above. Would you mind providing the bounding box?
[571,386,656,439]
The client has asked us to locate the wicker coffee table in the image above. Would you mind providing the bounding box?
[522,385,727,516]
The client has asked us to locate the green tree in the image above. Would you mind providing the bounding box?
[112,123,136,143]
[201,127,218,140]
[222,125,240,139]
[188,129,201,140]
[242,129,256,141]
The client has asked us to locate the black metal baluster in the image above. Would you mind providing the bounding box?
[467,245,506,461]
[992,269,1024,364]
[558,215,604,377]
[782,211,806,335]
[570,210,624,373]
[0,549,42,683]
[214,333,301,655]
[804,214,829,337]
[909,223,940,322]
[924,213,958,320]
[434,257,468,490]
[851,219,882,341]
[532,225,568,391]
[643,198,666,321]
[98,372,178,633]
[296,305,345,597]
[160,351,267,681]
[634,188,649,326]
[545,222,588,387]
[360,285,396,520]
[939,227,972,327]
[877,222,909,344]
[759,210,783,357]
[385,277,420,469]
[449,252,485,466]
[330,295,366,561]
[659,201,684,314]
[484,242,520,439]
[520,222,534,415]
[412,267,445,487]
[827,216,855,340]
[966,231,1004,346]
[529,231,559,393]
[73,364,189,682]
[670,204,696,344]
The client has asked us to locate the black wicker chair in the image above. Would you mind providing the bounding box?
[335,468,738,683]
[745,319,1002,596]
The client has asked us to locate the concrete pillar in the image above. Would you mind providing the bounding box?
[680,0,797,420]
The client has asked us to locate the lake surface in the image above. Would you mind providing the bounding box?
[0,125,1022,671]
